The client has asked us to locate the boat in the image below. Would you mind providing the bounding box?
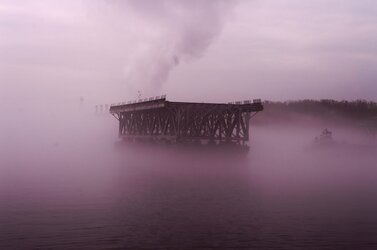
[314,128,333,146]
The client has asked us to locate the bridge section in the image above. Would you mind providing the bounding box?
[110,96,263,145]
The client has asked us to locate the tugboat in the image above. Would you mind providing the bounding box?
[314,128,333,146]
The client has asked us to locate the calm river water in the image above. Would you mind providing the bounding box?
[1,119,377,249]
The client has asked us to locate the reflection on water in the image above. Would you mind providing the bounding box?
[1,125,377,249]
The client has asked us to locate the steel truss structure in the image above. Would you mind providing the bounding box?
[110,97,263,145]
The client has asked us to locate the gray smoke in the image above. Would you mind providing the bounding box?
[0,0,236,104]
[109,0,237,96]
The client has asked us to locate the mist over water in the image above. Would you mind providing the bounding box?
[1,0,377,249]
[1,106,377,249]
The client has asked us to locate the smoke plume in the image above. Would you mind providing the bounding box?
[0,0,236,105]
[108,0,237,96]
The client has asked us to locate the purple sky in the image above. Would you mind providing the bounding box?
[1,0,376,106]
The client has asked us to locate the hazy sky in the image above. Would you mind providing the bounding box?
[1,0,376,106]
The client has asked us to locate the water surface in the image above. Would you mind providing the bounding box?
[1,119,377,249]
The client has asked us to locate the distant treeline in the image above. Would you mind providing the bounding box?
[254,99,377,125]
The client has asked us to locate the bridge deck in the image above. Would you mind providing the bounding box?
[110,97,263,145]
